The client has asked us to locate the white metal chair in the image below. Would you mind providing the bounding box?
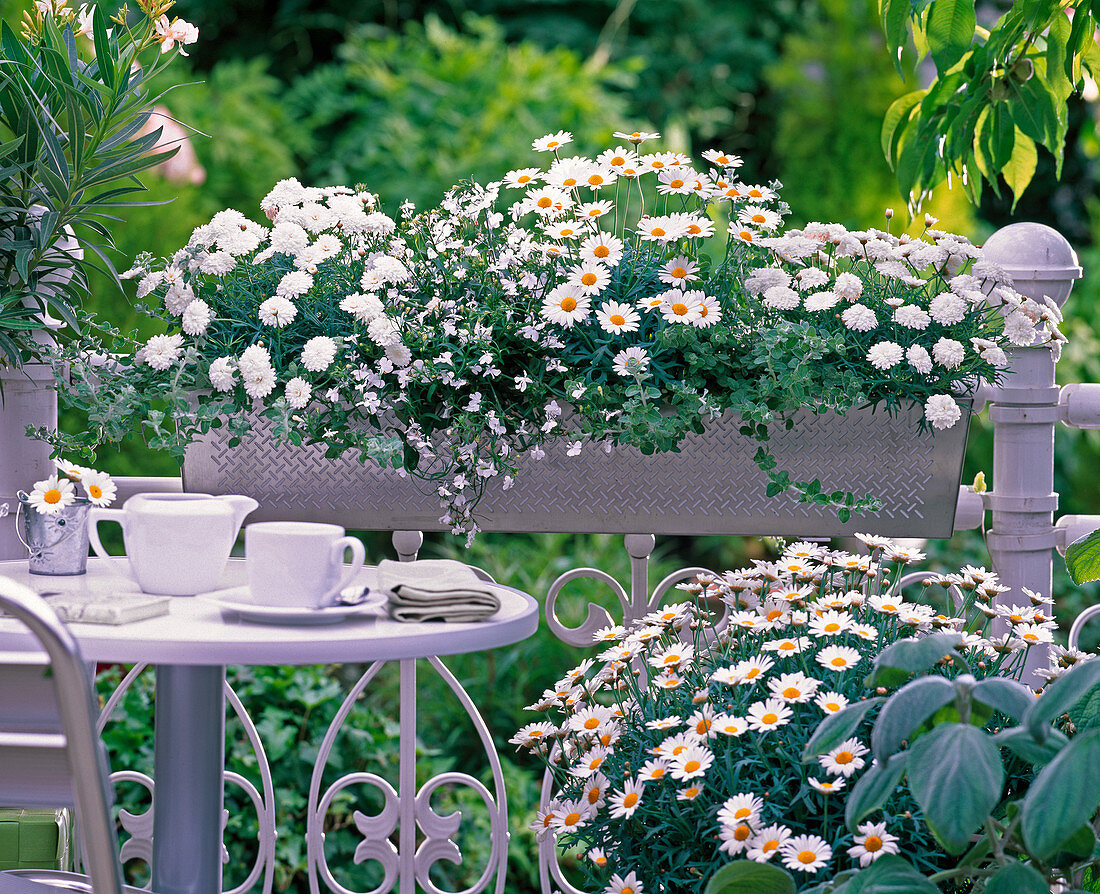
[0,576,150,893]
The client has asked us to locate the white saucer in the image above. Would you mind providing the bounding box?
[197,586,386,626]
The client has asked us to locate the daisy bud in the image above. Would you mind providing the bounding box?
[884,208,894,219]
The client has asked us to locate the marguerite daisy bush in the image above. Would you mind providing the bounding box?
[49,132,1061,537]
[514,533,1071,893]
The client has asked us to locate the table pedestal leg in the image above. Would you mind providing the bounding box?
[152,664,226,894]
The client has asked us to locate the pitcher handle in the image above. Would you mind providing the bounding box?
[87,508,134,582]
[323,536,366,607]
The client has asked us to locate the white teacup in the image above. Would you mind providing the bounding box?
[245,522,366,609]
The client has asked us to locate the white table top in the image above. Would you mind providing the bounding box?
[0,558,539,665]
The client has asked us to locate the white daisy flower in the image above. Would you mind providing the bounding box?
[638,758,671,782]
[746,698,793,732]
[603,871,643,894]
[768,672,819,703]
[661,290,703,324]
[568,262,611,296]
[607,779,645,818]
[284,377,312,409]
[781,834,832,874]
[524,185,573,217]
[27,475,76,515]
[612,346,649,377]
[733,655,775,684]
[669,743,713,780]
[509,721,557,748]
[848,821,900,866]
[543,220,583,241]
[503,167,542,188]
[815,645,861,672]
[820,737,868,777]
[808,776,846,793]
[656,166,695,195]
[80,470,116,507]
[143,333,185,370]
[582,165,617,190]
[739,206,782,230]
[637,215,685,243]
[578,233,624,266]
[541,286,591,327]
[762,636,812,656]
[747,825,791,863]
[808,610,853,637]
[718,793,765,828]
[596,301,640,334]
[658,256,699,288]
[815,691,849,714]
[532,131,573,152]
[925,394,962,430]
[713,714,748,737]
[719,820,755,856]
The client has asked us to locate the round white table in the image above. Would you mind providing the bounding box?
[0,558,540,894]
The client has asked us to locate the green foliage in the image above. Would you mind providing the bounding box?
[286,15,630,212]
[878,0,1100,208]
[1066,527,1100,585]
[705,860,797,894]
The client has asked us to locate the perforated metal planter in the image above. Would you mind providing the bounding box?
[183,402,971,538]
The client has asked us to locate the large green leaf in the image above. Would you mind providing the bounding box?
[845,751,908,830]
[704,861,796,894]
[802,697,884,762]
[864,633,962,689]
[1021,727,1100,860]
[1066,528,1100,584]
[926,0,977,71]
[881,90,925,166]
[985,861,1049,894]
[971,677,1034,721]
[831,854,940,893]
[992,726,1068,765]
[871,676,956,760]
[907,723,1003,853]
[1002,127,1037,209]
[1025,656,1100,739]
[880,0,912,71]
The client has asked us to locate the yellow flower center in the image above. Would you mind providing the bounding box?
[696,719,711,734]
[43,489,62,505]
[588,174,605,185]
[594,245,610,258]
[826,702,841,711]
[529,730,544,738]
[600,732,613,746]
[669,179,684,189]
[587,788,600,804]
[763,839,779,853]
[716,155,729,164]
[865,835,882,851]
[561,228,575,237]
[767,610,784,622]
[684,787,700,798]
[734,824,751,841]
[831,657,847,667]
[651,160,666,168]
[761,713,778,725]
[734,807,751,819]
[672,303,689,316]
[746,668,761,679]
[563,177,578,187]
[835,751,853,764]
[581,272,598,286]
[547,141,561,148]
[584,717,600,730]
[687,224,702,234]
[783,687,800,699]
[610,314,626,326]
[588,209,603,217]
[560,297,578,312]
[739,230,754,241]
[671,267,687,279]
[1010,613,1024,622]
[748,188,763,197]
[537,197,553,208]
[88,485,103,499]
[751,213,766,223]
[611,155,626,165]
[798,850,816,865]
[650,226,666,237]
[699,305,709,317]
[779,641,795,651]
[624,792,638,808]
[518,175,532,183]
[651,768,666,778]
[564,811,580,825]
[623,887,635,894]
[542,814,555,828]
[824,623,840,632]
[672,744,688,756]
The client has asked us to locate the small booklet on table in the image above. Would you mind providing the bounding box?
[42,593,170,625]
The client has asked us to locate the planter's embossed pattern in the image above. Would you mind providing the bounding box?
[184,403,970,538]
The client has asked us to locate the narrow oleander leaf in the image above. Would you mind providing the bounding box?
[907,723,1003,853]
[1022,727,1100,861]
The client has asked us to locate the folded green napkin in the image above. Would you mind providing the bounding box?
[377,559,501,622]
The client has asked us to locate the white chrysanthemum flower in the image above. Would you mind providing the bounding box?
[804,290,839,312]
[1003,311,1039,346]
[905,344,932,374]
[208,357,237,391]
[841,304,876,331]
[744,267,792,296]
[866,341,903,370]
[238,343,271,376]
[762,285,800,311]
[181,298,212,336]
[137,270,166,299]
[373,255,410,284]
[197,251,235,276]
[932,337,965,369]
[258,296,297,328]
[284,376,312,409]
[276,270,313,299]
[241,362,276,400]
[26,475,76,515]
[143,333,184,370]
[367,315,402,347]
[929,291,967,325]
[794,268,830,290]
[386,343,413,367]
[165,281,196,316]
[833,271,864,300]
[893,305,930,329]
[925,394,962,430]
[301,336,338,372]
[340,292,384,324]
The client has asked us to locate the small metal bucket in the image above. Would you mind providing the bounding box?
[16,493,92,575]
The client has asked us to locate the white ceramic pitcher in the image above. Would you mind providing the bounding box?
[88,493,258,595]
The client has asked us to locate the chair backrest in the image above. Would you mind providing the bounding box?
[0,577,124,894]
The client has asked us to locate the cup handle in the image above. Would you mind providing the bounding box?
[323,536,366,606]
[87,508,134,582]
